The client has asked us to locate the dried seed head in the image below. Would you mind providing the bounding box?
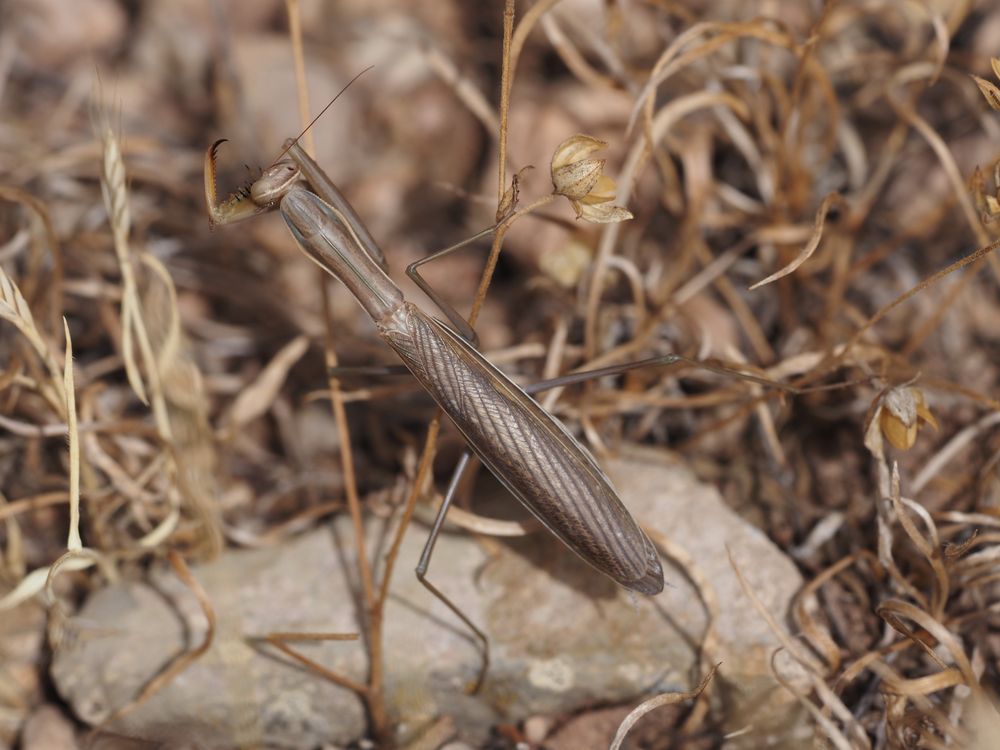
[877,386,938,451]
[552,158,605,200]
[551,134,607,170]
[550,134,633,224]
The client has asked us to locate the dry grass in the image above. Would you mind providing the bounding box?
[2,0,1000,747]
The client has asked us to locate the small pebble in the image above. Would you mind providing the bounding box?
[523,715,554,744]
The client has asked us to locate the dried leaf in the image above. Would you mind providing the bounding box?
[971,74,1000,111]
[228,336,310,429]
[575,201,634,223]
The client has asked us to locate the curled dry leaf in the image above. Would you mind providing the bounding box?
[609,664,720,750]
[496,166,532,223]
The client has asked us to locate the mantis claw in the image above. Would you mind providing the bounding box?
[204,138,266,228]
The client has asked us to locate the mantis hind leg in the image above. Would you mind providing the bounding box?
[414,450,490,694]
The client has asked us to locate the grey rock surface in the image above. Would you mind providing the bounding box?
[51,447,808,747]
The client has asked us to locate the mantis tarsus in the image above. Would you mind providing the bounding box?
[205,135,665,687]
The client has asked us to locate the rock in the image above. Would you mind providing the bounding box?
[20,705,77,750]
[51,534,368,748]
[51,447,807,747]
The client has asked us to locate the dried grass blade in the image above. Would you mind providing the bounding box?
[62,319,81,552]
[227,335,309,431]
[263,633,371,699]
[876,598,981,690]
[971,74,1000,111]
[0,556,92,611]
[0,266,65,414]
[609,664,719,750]
[768,650,862,750]
[749,193,842,290]
[97,116,149,406]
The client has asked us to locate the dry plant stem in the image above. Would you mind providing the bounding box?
[693,239,774,363]
[319,282,376,609]
[727,548,823,672]
[496,0,515,199]
[730,549,872,747]
[0,491,69,523]
[901,265,977,358]
[0,491,24,580]
[283,0,383,736]
[318,182,385,731]
[285,0,315,157]
[374,4,543,700]
[793,553,872,673]
[749,193,843,290]
[421,492,535,536]
[376,415,441,611]
[262,635,368,696]
[62,319,81,551]
[877,598,983,694]
[631,21,797,138]
[404,716,456,750]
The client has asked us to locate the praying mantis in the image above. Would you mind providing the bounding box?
[204,130,665,683]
